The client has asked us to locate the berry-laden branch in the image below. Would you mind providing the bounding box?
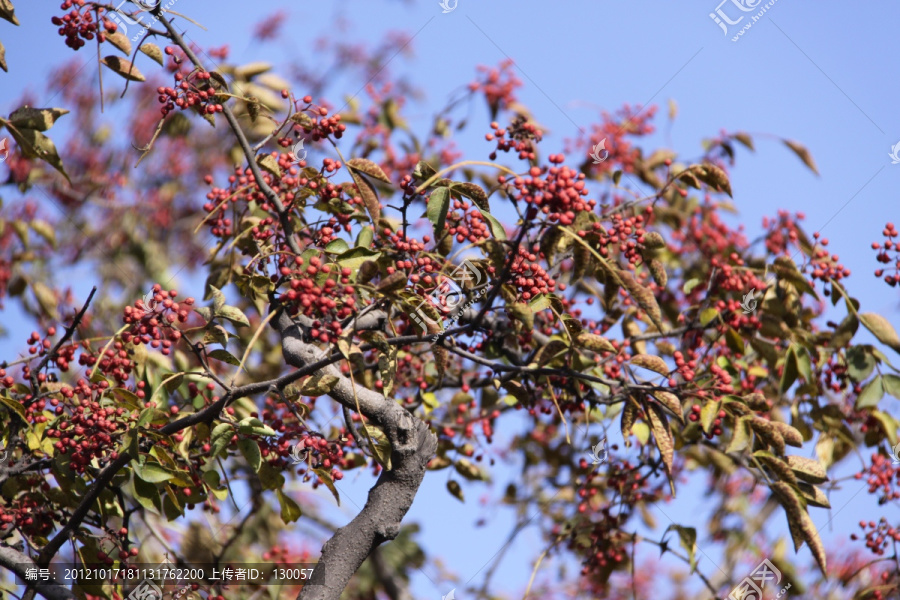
[153,10,303,257]
[29,286,97,394]
[272,309,437,600]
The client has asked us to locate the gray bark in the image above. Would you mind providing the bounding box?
[0,545,76,600]
[274,311,437,600]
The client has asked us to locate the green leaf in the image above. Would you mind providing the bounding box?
[855,376,884,409]
[324,238,350,254]
[210,423,233,458]
[364,425,392,470]
[0,393,27,423]
[871,410,898,446]
[425,187,451,239]
[238,438,262,472]
[726,416,752,453]
[882,374,900,399]
[209,285,226,313]
[132,476,162,512]
[700,401,721,434]
[847,346,877,382]
[202,470,228,501]
[313,467,341,506]
[237,417,277,437]
[8,126,71,183]
[258,462,285,491]
[664,525,698,573]
[217,305,250,327]
[208,349,241,366]
[682,278,701,294]
[699,307,718,326]
[779,347,799,394]
[276,489,302,523]
[163,373,184,395]
[337,247,381,274]
[131,460,173,483]
[477,208,507,241]
[860,313,900,354]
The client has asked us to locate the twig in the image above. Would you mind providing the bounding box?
[30,287,97,393]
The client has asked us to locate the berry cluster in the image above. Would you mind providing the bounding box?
[0,492,57,537]
[278,256,356,343]
[47,396,129,473]
[854,451,900,503]
[805,232,850,290]
[157,66,223,117]
[762,210,805,256]
[468,59,522,117]
[590,210,652,265]
[51,1,98,50]
[293,102,346,141]
[850,518,900,556]
[24,328,55,357]
[502,158,595,225]
[509,248,559,301]
[443,196,491,244]
[872,222,900,286]
[484,116,542,161]
[121,285,194,355]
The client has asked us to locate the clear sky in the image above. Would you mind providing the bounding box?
[2,1,900,598]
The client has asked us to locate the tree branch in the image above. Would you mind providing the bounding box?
[0,545,76,600]
[273,309,437,600]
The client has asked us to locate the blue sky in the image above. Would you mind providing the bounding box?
[2,1,900,598]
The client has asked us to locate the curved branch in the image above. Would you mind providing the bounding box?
[274,310,437,600]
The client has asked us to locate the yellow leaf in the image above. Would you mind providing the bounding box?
[631,353,670,376]
[783,139,819,175]
[100,56,146,82]
[139,43,164,66]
